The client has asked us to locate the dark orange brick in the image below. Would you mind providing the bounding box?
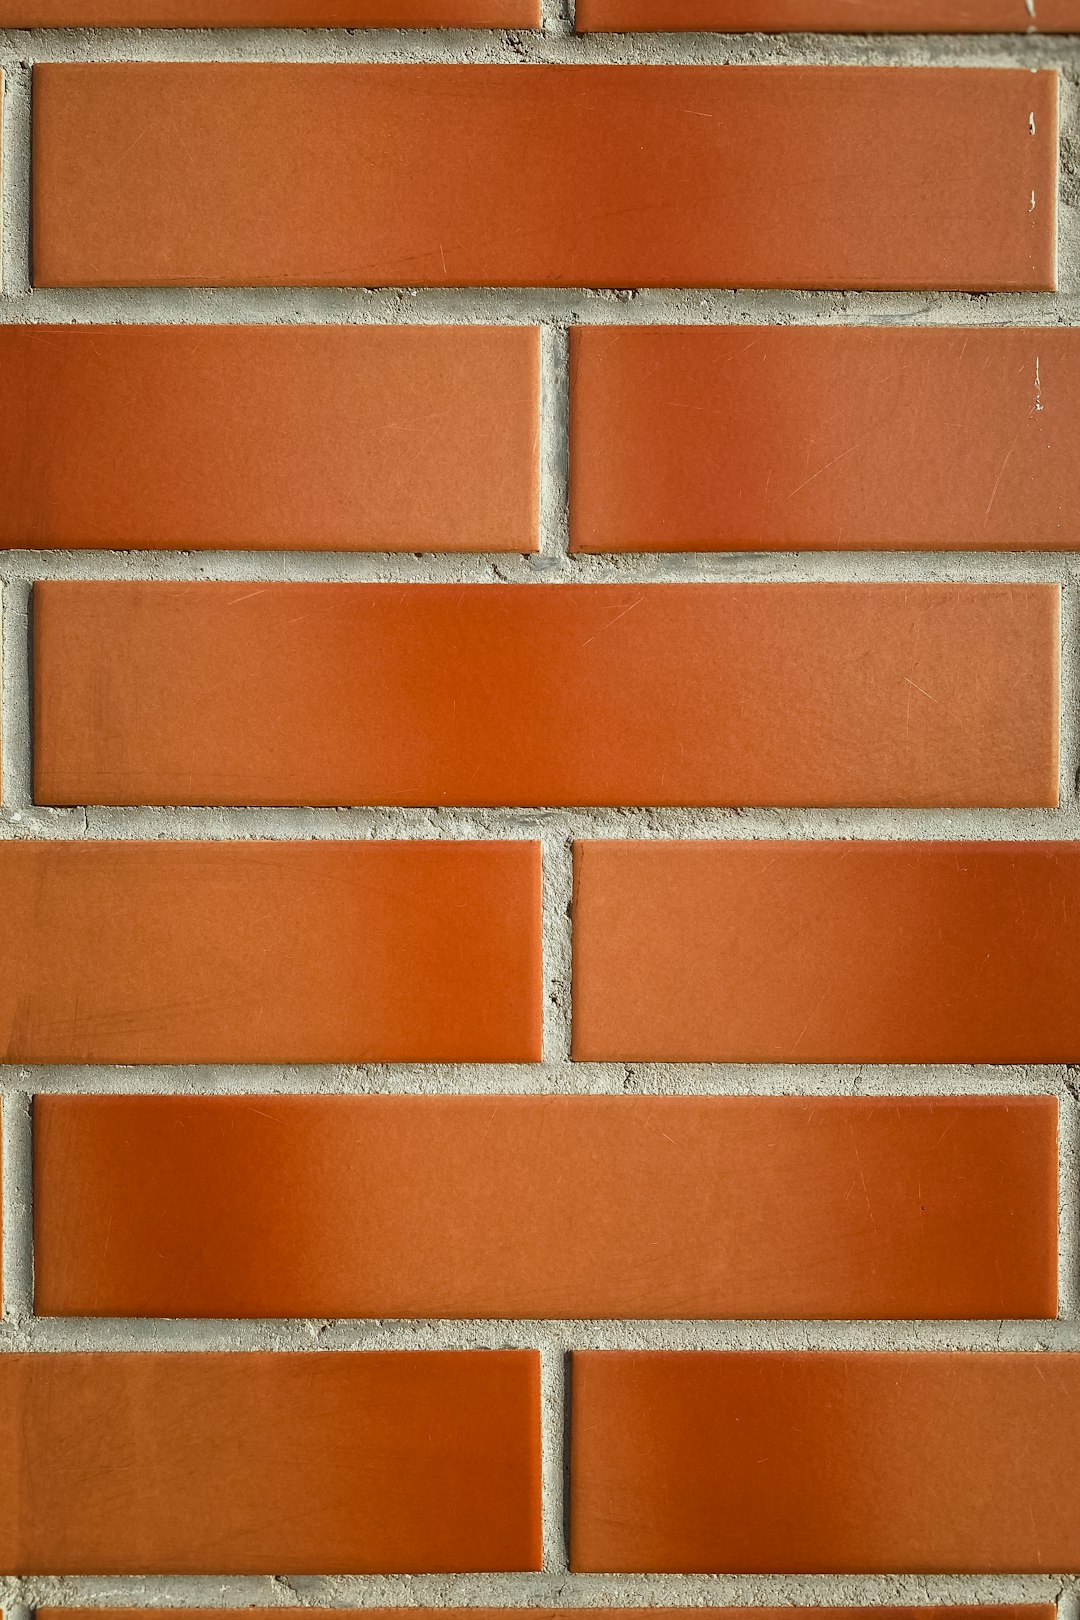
[571,1352,1080,1572]
[570,326,1080,553]
[33,581,1059,809]
[33,65,1057,291]
[0,325,538,552]
[0,1352,541,1574]
[573,840,1080,1063]
[2,0,537,23]
[577,0,1080,30]
[0,840,541,1064]
[33,1094,1058,1320]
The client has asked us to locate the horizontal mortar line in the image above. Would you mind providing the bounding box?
[0,1064,1071,1094]
[1,806,1079,840]
[5,1318,1080,1351]
[0,553,1077,583]
[1,29,1079,65]
[0,1574,1073,1608]
[3,290,1080,326]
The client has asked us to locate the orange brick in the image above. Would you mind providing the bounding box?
[0,326,538,552]
[577,0,1080,30]
[33,582,1059,810]
[0,1351,541,1574]
[1,0,536,23]
[573,841,1080,1063]
[32,64,1056,291]
[570,327,1080,553]
[570,1352,1080,1572]
[33,1094,1058,1320]
[0,841,541,1063]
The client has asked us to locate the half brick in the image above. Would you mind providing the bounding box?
[2,0,537,24]
[32,64,1057,291]
[570,326,1080,553]
[570,1351,1080,1572]
[33,581,1060,809]
[573,840,1080,1063]
[576,0,1080,32]
[0,840,541,1063]
[0,1351,541,1574]
[0,325,539,552]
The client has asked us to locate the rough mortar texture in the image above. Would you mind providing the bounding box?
[0,17,1078,1620]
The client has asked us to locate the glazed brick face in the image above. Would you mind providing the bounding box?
[576,0,1080,30]
[31,64,1057,290]
[570,327,1080,553]
[0,1351,542,1573]
[573,841,1080,1063]
[0,841,542,1063]
[0,326,539,552]
[33,581,1060,809]
[569,1352,1080,1572]
[32,1094,1057,1320]
[1,0,538,21]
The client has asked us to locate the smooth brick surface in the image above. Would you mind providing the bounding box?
[573,841,1080,1063]
[33,1094,1057,1320]
[0,326,539,552]
[0,841,541,1064]
[577,0,1080,30]
[33,581,1060,810]
[32,64,1057,291]
[0,1351,541,1574]
[570,1351,1080,1572]
[570,327,1080,553]
[1,0,537,22]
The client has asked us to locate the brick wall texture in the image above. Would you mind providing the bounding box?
[0,7,1078,1620]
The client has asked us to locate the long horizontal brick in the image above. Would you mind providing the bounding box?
[2,0,536,23]
[0,326,538,552]
[573,841,1080,1063]
[0,1351,541,1574]
[33,582,1059,810]
[570,1351,1080,1572]
[32,64,1056,291]
[570,327,1080,553]
[577,0,1080,30]
[0,841,541,1063]
[34,1094,1057,1319]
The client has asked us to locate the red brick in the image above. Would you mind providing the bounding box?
[32,64,1056,291]
[2,0,536,23]
[0,1351,541,1574]
[33,1094,1058,1321]
[573,840,1080,1063]
[570,1352,1080,1572]
[33,581,1059,810]
[0,326,538,552]
[0,841,541,1064]
[570,326,1080,553]
[577,0,1080,31]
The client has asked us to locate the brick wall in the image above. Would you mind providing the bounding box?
[0,4,1079,1620]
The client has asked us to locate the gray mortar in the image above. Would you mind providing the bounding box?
[0,17,1079,1618]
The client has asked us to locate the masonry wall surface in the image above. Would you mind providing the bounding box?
[0,12,1078,1620]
